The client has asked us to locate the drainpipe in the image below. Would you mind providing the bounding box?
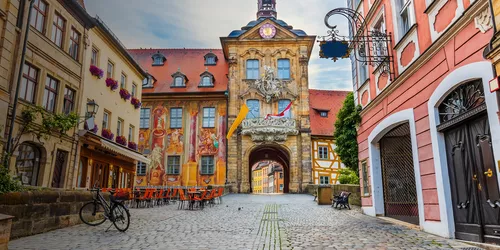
[4,0,34,166]
[225,79,229,186]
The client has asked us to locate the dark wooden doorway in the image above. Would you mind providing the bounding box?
[52,150,68,188]
[443,114,500,244]
[380,123,419,225]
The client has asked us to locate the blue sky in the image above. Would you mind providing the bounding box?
[84,0,351,91]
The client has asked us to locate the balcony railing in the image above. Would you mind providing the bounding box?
[241,117,298,142]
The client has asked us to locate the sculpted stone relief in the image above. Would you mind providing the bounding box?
[241,117,298,142]
[243,65,297,103]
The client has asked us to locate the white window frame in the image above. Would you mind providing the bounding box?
[318,146,329,160]
[390,0,416,43]
[320,176,330,185]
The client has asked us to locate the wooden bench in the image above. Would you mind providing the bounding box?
[332,191,351,210]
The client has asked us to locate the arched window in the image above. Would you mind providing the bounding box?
[174,77,184,87]
[201,76,212,86]
[16,143,41,186]
[438,80,485,123]
[204,52,218,65]
[151,51,166,66]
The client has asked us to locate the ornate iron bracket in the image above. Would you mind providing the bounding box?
[318,8,395,80]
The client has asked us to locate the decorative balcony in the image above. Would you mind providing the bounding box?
[241,118,298,142]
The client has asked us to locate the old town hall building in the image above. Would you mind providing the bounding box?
[130,0,346,192]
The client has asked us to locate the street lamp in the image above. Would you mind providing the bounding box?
[85,99,99,119]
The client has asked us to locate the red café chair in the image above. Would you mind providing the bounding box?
[177,189,190,210]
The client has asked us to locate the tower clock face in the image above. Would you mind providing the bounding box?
[259,24,276,39]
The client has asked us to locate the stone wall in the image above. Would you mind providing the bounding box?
[0,190,107,239]
[306,184,361,206]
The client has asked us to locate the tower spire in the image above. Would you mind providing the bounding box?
[257,0,277,19]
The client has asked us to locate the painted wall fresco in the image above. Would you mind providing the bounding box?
[135,100,227,187]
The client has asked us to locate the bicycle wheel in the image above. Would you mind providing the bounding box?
[111,203,130,232]
[79,201,107,226]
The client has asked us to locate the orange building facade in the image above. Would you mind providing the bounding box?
[346,0,500,243]
[129,49,228,187]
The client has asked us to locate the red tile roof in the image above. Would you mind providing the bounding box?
[128,49,228,94]
[309,89,350,136]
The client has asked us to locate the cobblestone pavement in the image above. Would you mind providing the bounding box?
[10,194,479,250]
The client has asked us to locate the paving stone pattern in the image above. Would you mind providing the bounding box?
[10,194,479,250]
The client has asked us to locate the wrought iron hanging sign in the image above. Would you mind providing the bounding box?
[318,8,395,80]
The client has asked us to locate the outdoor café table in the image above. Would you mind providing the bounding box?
[187,191,201,210]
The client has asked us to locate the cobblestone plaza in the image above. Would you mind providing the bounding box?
[9,195,477,250]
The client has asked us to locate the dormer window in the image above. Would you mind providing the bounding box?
[199,69,215,87]
[142,73,155,88]
[320,111,328,117]
[174,77,184,86]
[204,52,218,66]
[171,69,187,88]
[151,51,166,66]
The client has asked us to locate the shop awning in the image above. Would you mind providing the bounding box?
[100,139,151,165]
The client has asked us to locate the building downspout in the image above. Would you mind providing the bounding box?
[225,78,229,186]
[4,0,34,166]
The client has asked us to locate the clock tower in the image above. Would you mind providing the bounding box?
[257,0,277,19]
[221,0,316,193]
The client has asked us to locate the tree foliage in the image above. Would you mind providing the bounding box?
[0,164,23,194]
[338,168,360,184]
[333,92,361,173]
[2,106,78,172]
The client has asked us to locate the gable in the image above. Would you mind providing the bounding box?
[239,20,299,41]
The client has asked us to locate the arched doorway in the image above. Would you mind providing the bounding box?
[379,122,419,225]
[249,145,290,193]
[15,143,41,186]
[438,79,500,244]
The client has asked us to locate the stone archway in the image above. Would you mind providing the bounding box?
[248,145,290,193]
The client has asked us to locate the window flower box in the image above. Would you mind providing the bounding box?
[131,97,141,109]
[119,88,131,101]
[116,135,127,146]
[105,78,118,91]
[128,141,138,151]
[101,128,114,140]
[89,65,104,79]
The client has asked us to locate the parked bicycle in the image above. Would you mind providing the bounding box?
[79,184,130,232]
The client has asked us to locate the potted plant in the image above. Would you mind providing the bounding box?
[105,78,118,91]
[116,135,127,146]
[119,88,131,101]
[101,128,114,140]
[131,97,141,109]
[128,141,138,151]
[89,65,104,79]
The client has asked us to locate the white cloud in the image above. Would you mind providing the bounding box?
[84,0,352,90]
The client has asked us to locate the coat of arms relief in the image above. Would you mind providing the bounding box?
[241,65,297,103]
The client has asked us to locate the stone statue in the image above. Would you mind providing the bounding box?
[252,66,286,103]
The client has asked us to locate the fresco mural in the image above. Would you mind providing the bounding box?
[198,128,218,155]
[166,129,184,154]
[135,100,227,187]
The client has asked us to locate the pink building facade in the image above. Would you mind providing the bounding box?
[347,0,500,244]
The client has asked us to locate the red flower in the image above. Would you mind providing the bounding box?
[128,141,138,150]
[101,128,114,140]
[89,65,104,79]
[131,97,142,109]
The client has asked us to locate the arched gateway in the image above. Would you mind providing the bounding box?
[249,145,290,193]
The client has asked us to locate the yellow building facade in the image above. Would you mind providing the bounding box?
[252,166,263,194]
[75,17,149,189]
[3,0,94,188]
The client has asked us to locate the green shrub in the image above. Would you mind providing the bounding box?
[0,165,23,194]
[338,168,360,185]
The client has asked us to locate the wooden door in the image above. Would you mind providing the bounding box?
[444,115,500,244]
[52,150,68,188]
